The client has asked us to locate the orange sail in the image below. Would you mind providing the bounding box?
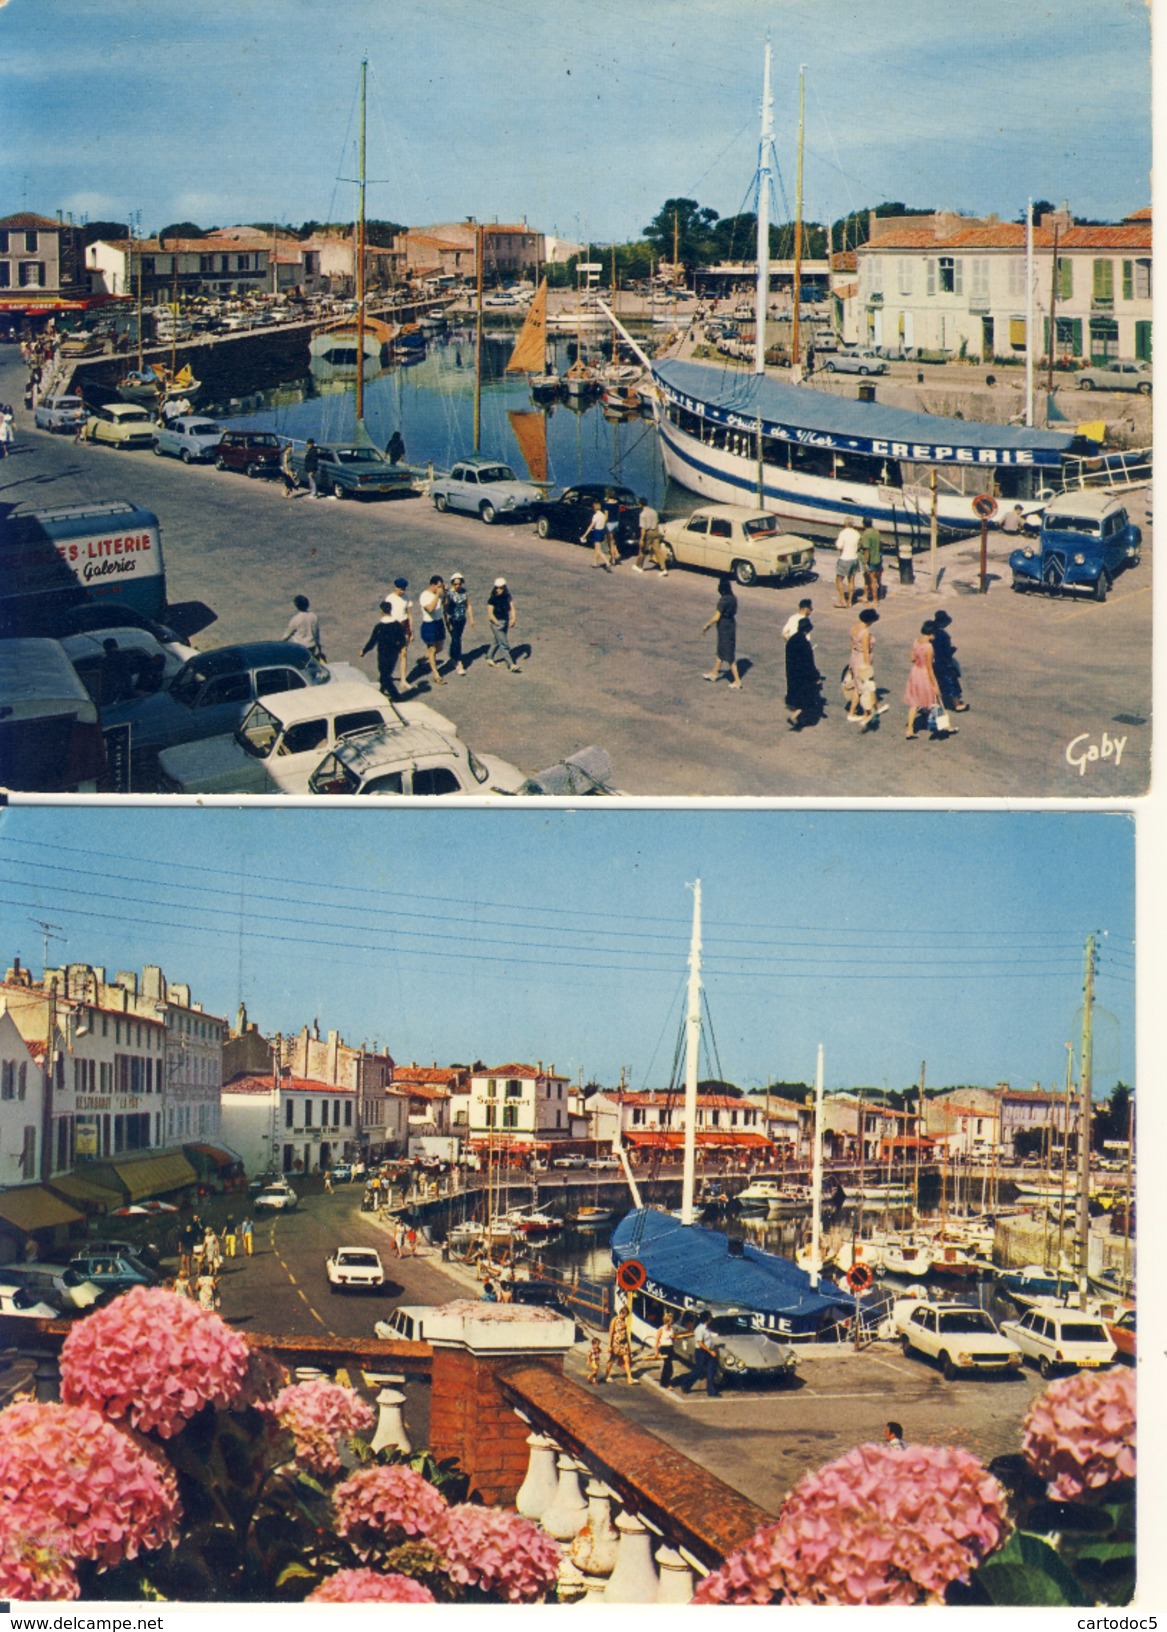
[505,279,548,374]
[507,408,549,485]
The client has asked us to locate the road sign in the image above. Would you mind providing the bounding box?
[972,493,998,520]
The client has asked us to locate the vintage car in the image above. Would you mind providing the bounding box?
[531,483,640,549]
[81,402,156,450]
[60,625,197,711]
[2,1263,104,1311]
[673,1309,799,1387]
[153,415,223,464]
[325,1247,385,1293]
[306,718,526,797]
[0,1282,62,1320]
[156,679,399,794]
[1010,491,1141,602]
[33,394,88,433]
[899,1302,1024,1377]
[1076,360,1152,394]
[288,442,416,500]
[823,347,889,375]
[66,1251,159,1291]
[254,1184,298,1212]
[213,429,284,477]
[1000,1307,1118,1377]
[430,457,542,523]
[659,505,816,586]
[1106,1308,1136,1361]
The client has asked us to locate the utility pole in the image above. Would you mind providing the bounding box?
[680,880,702,1226]
[1075,934,1095,1305]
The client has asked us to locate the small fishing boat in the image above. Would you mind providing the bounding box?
[503,1207,563,1240]
[996,1262,1074,1306]
[878,1237,934,1279]
[563,357,601,397]
[568,1204,615,1229]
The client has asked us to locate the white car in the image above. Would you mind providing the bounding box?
[156,679,399,794]
[307,720,526,797]
[153,415,223,464]
[34,394,88,433]
[899,1302,1024,1377]
[430,457,542,524]
[61,626,197,710]
[1000,1307,1117,1378]
[824,348,889,376]
[326,1247,385,1292]
[254,1185,298,1212]
[659,505,816,586]
[0,1283,60,1319]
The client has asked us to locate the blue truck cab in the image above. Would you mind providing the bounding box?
[1010,490,1142,602]
[0,500,166,635]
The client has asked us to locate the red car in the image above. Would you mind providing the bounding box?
[1106,1308,1136,1361]
[214,429,283,478]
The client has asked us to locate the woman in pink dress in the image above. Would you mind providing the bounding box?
[904,620,941,739]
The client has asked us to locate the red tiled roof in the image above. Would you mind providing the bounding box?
[391,1082,450,1102]
[1124,207,1151,222]
[394,1067,463,1086]
[832,251,857,271]
[0,212,67,231]
[479,1064,570,1081]
[222,1070,351,1096]
[865,222,1151,253]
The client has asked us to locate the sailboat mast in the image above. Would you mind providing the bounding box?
[355,57,367,426]
[791,65,805,370]
[914,1061,924,1215]
[680,880,702,1225]
[135,224,143,372]
[1075,934,1095,1305]
[1057,1043,1073,1272]
[753,39,773,377]
[1025,197,1034,426]
[809,1044,824,1288]
[474,224,484,452]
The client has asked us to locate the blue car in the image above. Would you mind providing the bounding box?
[1010,491,1142,602]
[153,415,223,464]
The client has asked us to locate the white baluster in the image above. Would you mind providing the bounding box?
[515,1432,560,1522]
[654,1545,695,1603]
[603,1511,658,1602]
[570,1479,619,1578]
[369,1387,411,1456]
[540,1454,588,1541]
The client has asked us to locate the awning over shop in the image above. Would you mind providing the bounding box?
[0,1186,84,1234]
[184,1142,244,1169]
[47,1173,123,1211]
[0,295,106,312]
[622,1129,774,1151]
[82,1151,198,1200]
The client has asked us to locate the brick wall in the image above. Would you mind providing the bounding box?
[430,1347,561,1505]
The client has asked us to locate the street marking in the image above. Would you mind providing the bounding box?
[287,1272,297,1286]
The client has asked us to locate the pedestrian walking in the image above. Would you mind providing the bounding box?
[173,1268,192,1300]
[885,1420,906,1450]
[784,616,824,729]
[782,597,813,641]
[846,607,883,729]
[586,1336,603,1385]
[443,572,474,675]
[386,428,406,464]
[223,1217,237,1257]
[393,1218,406,1258]
[323,1168,333,1193]
[240,1217,253,1256]
[303,438,320,499]
[417,575,448,687]
[602,489,622,566]
[604,1302,637,1384]
[196,1271,217,1312]
[680,1309,721,1397]
[582,498,610,570]
[406,1225,418,1256]
[486,578,520,672]
[930,609,968,712]
[362,581,411,697]
[0,414,12,459]
[282,594,323,657]
[858,517,884,602]
[280,439,298,497]
[834,521,861,607]
[904,620,943,740]
[702,577,742,688]
[654,1311,678,1389]
[202,1227,222,1273]
[633,496,667,573]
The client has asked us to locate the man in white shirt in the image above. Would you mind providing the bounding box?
[782,597,813,640]
[835,523,861,608]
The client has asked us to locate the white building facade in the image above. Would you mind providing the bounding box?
[221,1069,357,1177]
[467,1063,572,1148]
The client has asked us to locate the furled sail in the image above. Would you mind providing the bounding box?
[506,279,548,374]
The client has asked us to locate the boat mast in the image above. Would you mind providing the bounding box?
[809,1043,824,1288]
[135,224,143,372]
[790,65,805,372]
[680,880,702,1225]
[753,39,773,504]
[355,57,367,427]
[1057,1042,1073,1275]
[1075,934,1095,1306]
[914,1061,924,1217]
[1025,196,1034,427]
[474,223,484,452]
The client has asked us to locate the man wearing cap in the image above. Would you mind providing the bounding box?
[361,578,412,696]
[444,572,474,676]
[486,577,520,673]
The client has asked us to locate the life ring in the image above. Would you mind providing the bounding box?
[616,1259,647,1292]
[846,1262,874,1293]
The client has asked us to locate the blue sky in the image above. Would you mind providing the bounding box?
[1,0,1151,242]
[0,807,1135,1097]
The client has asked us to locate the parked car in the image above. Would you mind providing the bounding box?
[590,1156,621,1170]
[288,442,417,500]
[60,626,197,712]
[1106,1308,1136,1361]
[87,1238,163,1272]
[824,348,889,376]
[3,1263,105,1311]
[659,505,816,586]
[34,394,88,433]
[156,679,399,794]
[255,1185,298,1212]
[0,1282,62,1319]
[58,332,105,358]
[99,640,352,758]
[325,1247,385,1292]
[673,1310,799,1387]
[1076,360,1152,394]
[899,1302,1024,1377]
[305,718,526,797]
[213,429,284,478]
[153,415,223,464]
[81,402,156,450]
[531,483,640,550]
[66,1252,159,1291]
[1000,1307,1118,1377]
[49,602,192,645]
[1010,491,1141,602]
[551,1155,588,1169]
[329,1161,354,1183]
[430,457,542,523]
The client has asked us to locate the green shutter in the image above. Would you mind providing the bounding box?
[1122,260,1133,300]
[1135,321,1152,363]
[1092,259,1113,301]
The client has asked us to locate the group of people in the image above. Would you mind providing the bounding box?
[585,1304,722,1397]
[169,1216,253,1312]
[833,517,886,608]
[360,573,519,694]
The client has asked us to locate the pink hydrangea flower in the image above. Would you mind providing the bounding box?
[307,1568,436,1603]
[333,1464,448,1548]
[433,1504,561,1603]
[694,1442,1010,1606]
[260,1380,375,1476]
[0,1520,80,1602]
[60,1286,249,1438]
[1023,1366,1136,1500]
[0,1400,180,1572]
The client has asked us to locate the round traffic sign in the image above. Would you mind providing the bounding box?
[972,493,998,519]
